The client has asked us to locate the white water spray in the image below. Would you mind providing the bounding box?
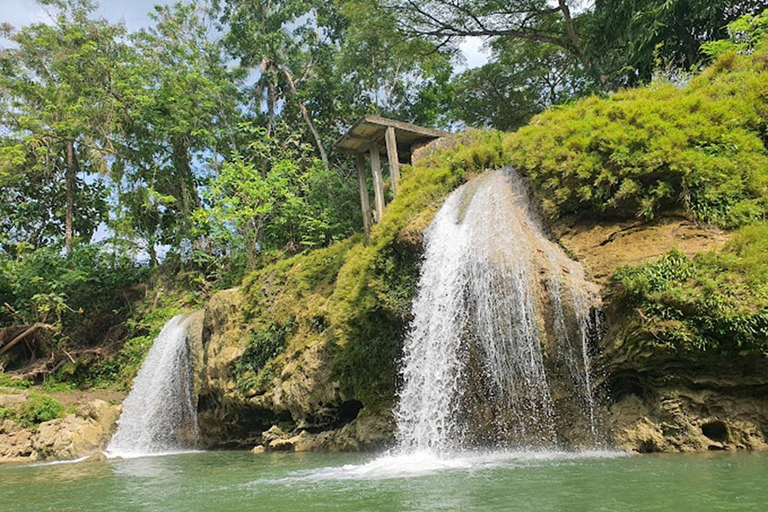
[107,314,199,458]
[395,169,603,453]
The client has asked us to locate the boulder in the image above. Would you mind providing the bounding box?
[32,399,121,461]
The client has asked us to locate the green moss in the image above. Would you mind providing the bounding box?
[0,373,31,389]
[612,225,768,354]
[504,42,768,228]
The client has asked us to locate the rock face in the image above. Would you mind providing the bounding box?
[194,288,379,450]
[0,398,121,464]
[249,414,396,454]
[188,213,767,454]
[603,352,768,453]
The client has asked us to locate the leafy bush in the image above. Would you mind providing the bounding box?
[504,38,768,228]
[18,392,64,427]
[0,373,31,389]
[612,225,768,354]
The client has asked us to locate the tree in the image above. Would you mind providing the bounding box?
[219,0,332,168]
[0,0,127,253]
[116,1,243,259]
[584,0,768,86]
[193,123,359,268]
[384,0,590,69]
[453,38,586,131]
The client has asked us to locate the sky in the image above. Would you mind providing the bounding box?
[2,0,490,69]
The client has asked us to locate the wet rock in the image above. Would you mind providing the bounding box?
[250,445,265,454]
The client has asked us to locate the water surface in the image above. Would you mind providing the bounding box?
[2,451,767,511]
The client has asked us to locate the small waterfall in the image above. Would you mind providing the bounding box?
[395,169,603,454]
[107,314,199,457]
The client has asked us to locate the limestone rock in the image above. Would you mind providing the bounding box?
[32,399,120,461]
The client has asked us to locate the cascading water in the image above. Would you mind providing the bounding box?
[395,169,604,454]
[106,313,199,457]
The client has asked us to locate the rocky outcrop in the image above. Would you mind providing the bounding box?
[249,413,396,454]
[0,397,121,464]
[194,288,376,450]
[600,341,768,453]
[558,215,768,453]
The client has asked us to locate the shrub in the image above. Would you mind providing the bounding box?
[18,392,64,427]
[504,41,768,228]
[612,224,768,354]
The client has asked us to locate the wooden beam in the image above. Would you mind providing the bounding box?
[385,126,400,197]
[355,153,372,237]
[370,145,385,223]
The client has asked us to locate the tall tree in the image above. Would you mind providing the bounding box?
[453,38,586,131]
[584,0,768,86]
[219,0,333,168]
[0,0,127,253]
[118,1,243,258]
[384,0,591,70]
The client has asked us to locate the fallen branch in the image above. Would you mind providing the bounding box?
[0,323,58,356]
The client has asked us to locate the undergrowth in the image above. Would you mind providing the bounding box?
[612,224,768,355]
[504,41,768,228]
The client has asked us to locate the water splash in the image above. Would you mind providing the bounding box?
[107,314,199,458]
[395,169,603,454]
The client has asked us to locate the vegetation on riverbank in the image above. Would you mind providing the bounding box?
[2,3,767,413]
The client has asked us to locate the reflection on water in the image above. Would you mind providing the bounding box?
[1,451,768,512]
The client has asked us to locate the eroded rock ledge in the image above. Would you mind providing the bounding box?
[0,395,120,464]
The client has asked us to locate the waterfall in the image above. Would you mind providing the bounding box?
[107,314,199,457]
[395,169,603,454]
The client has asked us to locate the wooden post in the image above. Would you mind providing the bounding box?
[385,126,400,197]
[370,145,385,223]
[355,152,372,237]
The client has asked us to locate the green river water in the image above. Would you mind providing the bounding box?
[1,450,767,511]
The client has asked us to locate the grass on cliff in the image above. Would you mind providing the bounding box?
[612,224,768,356]
[238,131,506,409]
[503,41,768,228]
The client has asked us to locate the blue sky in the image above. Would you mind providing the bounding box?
[2,0,489,68]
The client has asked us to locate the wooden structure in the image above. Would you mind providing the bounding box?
[334,115,449,235]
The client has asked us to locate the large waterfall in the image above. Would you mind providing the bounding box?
[107,314,199,458]
[395,169,603,454]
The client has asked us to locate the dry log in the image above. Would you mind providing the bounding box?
[0,323,58,356]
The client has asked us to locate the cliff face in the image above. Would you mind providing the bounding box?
[560,215,768,452]
[188,138,767,454]
[190,210,768,454]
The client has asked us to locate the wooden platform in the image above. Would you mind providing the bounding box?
[334,115,449,236]
[334,115,449,163]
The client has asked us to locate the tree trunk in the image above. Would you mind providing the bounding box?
[65,140,75,253]
[281,68,329,170]
[558,0,591,71]
[148,241,158,268]
[172,137,200,237]
[267,80,276,136]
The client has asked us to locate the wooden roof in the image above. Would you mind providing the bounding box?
[334,115,449,163]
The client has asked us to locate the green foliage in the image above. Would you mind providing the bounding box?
[235,321,293,393]
[584,0,766,87]
[194,124,360,268]
[238,131,506,409]
[505,41,768,227]
[613,225,768,354]
[454,38,588,131]
[0,374,31,389]
[701,9,768,59]
[17,392,65,427]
